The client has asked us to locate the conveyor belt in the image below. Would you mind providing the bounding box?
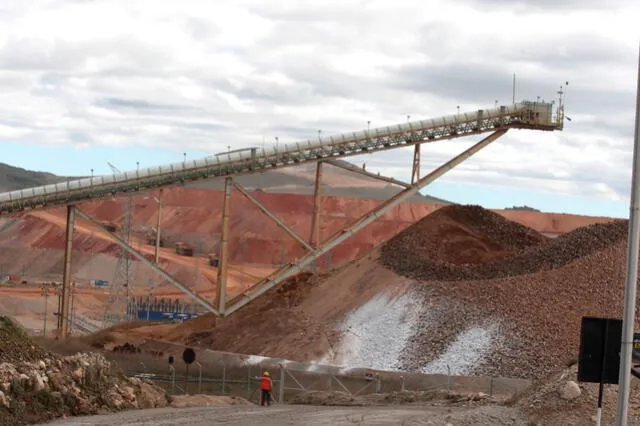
[0,101,562,215]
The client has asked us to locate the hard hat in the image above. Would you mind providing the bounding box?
[264,371,270,376]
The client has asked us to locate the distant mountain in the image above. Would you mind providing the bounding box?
[0,163,70,193]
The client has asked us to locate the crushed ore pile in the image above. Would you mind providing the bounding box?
[380,204,627,281]
[379,204,630,379]
[0,316,169,426]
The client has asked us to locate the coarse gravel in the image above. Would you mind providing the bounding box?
[379,205,633,379]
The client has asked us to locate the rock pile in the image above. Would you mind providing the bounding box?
[0,316,169,425]
[378,205,632,379]
[380,204,627,281]
[380,205,547,269]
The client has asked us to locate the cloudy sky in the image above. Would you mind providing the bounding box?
[0,0,638,217]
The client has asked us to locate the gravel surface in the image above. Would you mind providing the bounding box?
[41,404,528,426]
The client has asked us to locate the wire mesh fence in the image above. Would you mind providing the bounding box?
[108,351,530,405]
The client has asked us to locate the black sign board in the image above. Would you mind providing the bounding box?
[632,333,640,379]
[182,348,196,365]
[577,316,622,384]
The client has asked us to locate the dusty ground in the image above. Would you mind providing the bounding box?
[41,404,527,426]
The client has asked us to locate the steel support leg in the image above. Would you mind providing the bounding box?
[310,161,324,247]
[75,207,221,316]
[216,177,232,314]
[59,205,75,339]
[155,189,163,265]
[411,144,421,184]
[225,130,508,315]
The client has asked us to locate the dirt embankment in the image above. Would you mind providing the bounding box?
[87,272,342,363]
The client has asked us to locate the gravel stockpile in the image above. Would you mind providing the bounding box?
[378,205,629,379]
[380,205,627,281]
[380,205,547,267]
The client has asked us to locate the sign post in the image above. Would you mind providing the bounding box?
[182,348,196,394]
[578,317,623,426]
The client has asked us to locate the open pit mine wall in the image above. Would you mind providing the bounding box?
[4,186,615,273]
[495,209,614,237]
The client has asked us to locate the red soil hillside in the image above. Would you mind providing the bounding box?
[0,187,616,290]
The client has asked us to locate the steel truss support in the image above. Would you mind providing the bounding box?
[325,159,410,189]
[309,162,324,247]
[233,181,314,252]
[75,208,221,316]
[411,144,421,184]
[155,189,163,265]
[216,178,233,314]
[59,205,75,339]
[224,129,508,316]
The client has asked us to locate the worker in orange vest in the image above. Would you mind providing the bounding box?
[259,371,272,406]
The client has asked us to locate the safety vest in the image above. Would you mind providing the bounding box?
[259,376,272,390]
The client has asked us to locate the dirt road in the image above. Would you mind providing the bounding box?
[40,404,523,426]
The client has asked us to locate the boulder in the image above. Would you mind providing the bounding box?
[558,381,581,400]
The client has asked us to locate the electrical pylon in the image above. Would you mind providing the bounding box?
[103,162,135,326]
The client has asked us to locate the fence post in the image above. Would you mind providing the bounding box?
[169,365,176,395]
[222,363,226,394]
[279,363,285,404]
[247,365,251,397]
[400,376,405,392]
[446,365,451,394]
[196,362,202,394]
[375,374,381,394]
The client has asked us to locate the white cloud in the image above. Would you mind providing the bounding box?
[0,0,638,203]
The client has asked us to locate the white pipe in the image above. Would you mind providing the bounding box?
[615,43,640,426]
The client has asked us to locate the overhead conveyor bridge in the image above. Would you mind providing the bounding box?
[0,101,561,215]
[0,99,564,337]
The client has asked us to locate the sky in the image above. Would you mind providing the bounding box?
[0,0,638,218]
